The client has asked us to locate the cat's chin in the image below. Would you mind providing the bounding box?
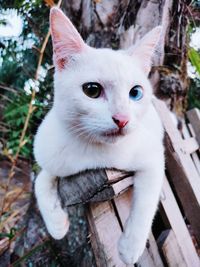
[99,128,129,144]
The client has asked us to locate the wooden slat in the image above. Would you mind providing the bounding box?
[154,98,200,203]
[187,108,200,146]
[89,201,125,267]
[158,229,187,267]
[137,248,160,267]
[181,120,200,175]
[87,205,108,267]
[165,137,200,242]
[106,170,134,195]
[182,137,199,154]
[114,189,165,267]
[114,188,132,225]
[153,98,200,243]
[161,177,200,267]
[112,177,133,195]
[147,232,165,267]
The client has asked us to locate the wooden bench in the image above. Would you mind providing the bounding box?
[59,99,200,267]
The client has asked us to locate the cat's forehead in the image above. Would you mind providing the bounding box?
[71,47,145,85]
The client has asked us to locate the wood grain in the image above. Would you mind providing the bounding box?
[161,177,200,267]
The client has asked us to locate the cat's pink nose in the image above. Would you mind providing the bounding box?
[112,115,129,129]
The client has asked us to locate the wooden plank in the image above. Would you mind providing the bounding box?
[187,122,196,137]
[161,177,200,267]
[114,188,132,225]
[158,229,187,267]
[114,189,164,267]
[137,248,159,267]
[187,108,200,146]
[182,137,199,154]
[112,177,133,195]
[165,139,200,243]
[89,201,125,267]
[87,205,108,267]
[147,232,165,267]
[154,98,200,204]
[153,99,184,150]
[153,98,200,243]
[181,120,200,176]
[106,169,133,195]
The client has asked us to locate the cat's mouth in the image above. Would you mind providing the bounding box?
[102,129,125,138]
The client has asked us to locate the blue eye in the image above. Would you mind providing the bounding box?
[129,85,143,101]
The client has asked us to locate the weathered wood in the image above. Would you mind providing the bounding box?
[158,229,187,267]
[181,120,200,176]
[161,176,200,267]
[137,249,160,267]
[59,169,134,207]
[153,98,200,244]
[147,233,165,267]
[187,108,200,146]
[114,189,165,267]
[106,169,134,195]
[87,205,108,267]
[165,137,200,243]
[89,201,125,267]
[182,137,199,154]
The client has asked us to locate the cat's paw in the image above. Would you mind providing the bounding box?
[45,209,70,240]
[118,233,145,265]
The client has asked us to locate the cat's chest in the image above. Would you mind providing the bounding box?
[58,139,138,176]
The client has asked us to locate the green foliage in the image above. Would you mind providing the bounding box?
[4,93,31,157]
[188,47,200,76]
[0,227,16,239]
[187,26,200,110]
[0,1,54,160]
[188,78,200,110]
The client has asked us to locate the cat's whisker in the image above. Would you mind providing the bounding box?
[68,124,101,145]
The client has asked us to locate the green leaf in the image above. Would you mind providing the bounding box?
[188,47,200,75]
[0,227,16,240]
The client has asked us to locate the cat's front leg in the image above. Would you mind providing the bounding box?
[34,170,70,239]
[118,155,164,264]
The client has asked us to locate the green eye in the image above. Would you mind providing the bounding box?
[82,82,103,98]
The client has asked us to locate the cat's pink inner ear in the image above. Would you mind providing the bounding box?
[50,7,86,70]
[129,26,162,75]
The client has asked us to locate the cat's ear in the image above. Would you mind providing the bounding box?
[128,26,162,75]
[50,7,86,70]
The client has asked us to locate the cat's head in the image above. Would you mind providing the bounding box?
[50,7,162,145]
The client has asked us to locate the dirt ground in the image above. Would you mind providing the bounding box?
[0,159,96,267]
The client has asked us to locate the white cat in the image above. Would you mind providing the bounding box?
[34,7,164,265]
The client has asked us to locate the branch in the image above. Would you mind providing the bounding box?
[58,169,134,207]
[0,0,62,224]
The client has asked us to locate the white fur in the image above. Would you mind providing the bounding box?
[34,8,164,265]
